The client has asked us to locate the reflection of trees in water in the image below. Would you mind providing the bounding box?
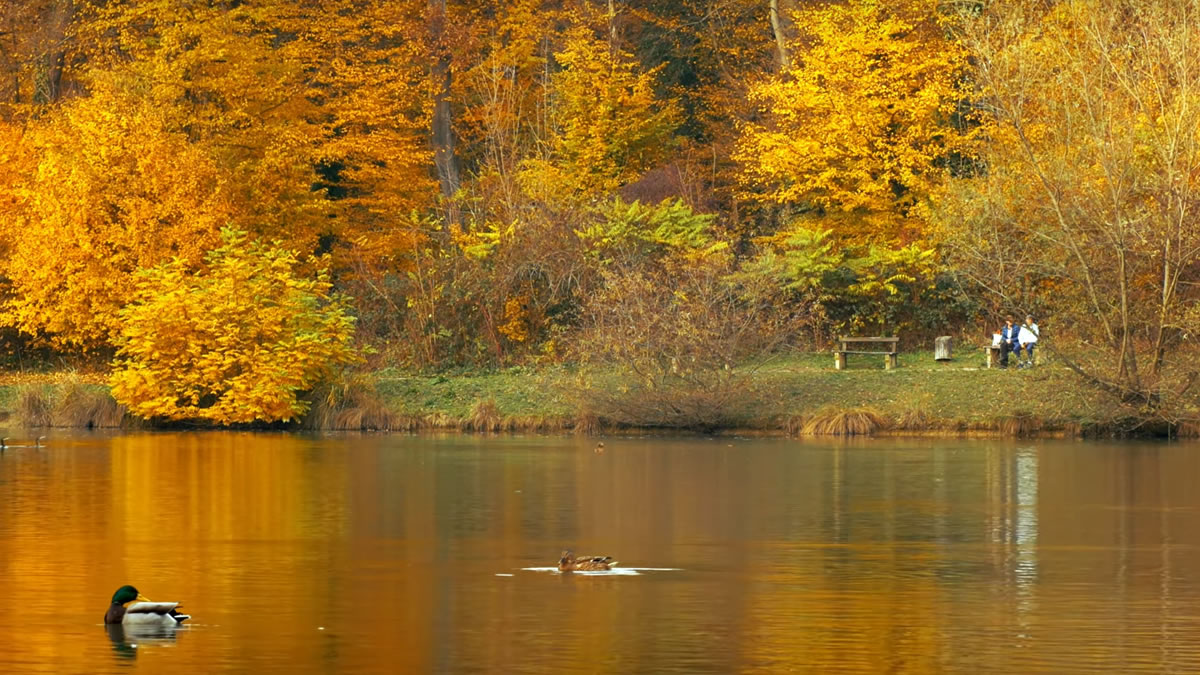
[5,436,1200,671]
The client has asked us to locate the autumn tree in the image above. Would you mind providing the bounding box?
[74,0,436,261]
[110,229,359,425]
[941,0,1200,414]
[736,0,971,245]
[0,0,77,110]
[520,24,680,202]
[0,78,233,350]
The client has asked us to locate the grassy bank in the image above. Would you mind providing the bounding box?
[0,347,1150,437]
[374,348,1113,437]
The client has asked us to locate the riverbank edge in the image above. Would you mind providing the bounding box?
[0,353,1184,439]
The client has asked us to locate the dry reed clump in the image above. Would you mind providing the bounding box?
[460,398,503,432]
[894,407,935,431]
[424,412,456,429]
[53,380,125,428]
[998,411,1041,438]
[387,415,428,432]
[573,410,602,435]
[304,373,399,431]
[507,415,570,433]
[1058,420,1084,438]
[13,386,53,427]
[801,407,889,436]
[782,415,806,437]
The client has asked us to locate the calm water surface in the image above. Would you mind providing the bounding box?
[1,433,1198,673]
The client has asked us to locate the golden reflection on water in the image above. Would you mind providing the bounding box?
[1,434,1200,672]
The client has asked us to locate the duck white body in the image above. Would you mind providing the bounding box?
[122,602,191,627]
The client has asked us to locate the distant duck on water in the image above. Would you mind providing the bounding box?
[104,586,190,627]
[0,436,45,451]
[558,550,618,572]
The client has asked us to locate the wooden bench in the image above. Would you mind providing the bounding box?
[835,336,900,370]
[985,345,1005,369]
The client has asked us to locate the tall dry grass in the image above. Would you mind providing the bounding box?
[13,386,53,427]
[12,380,125,428]
[998,411,1040,438]
[894,407,936,431]
[54,380,125,428]
[802,407,889,436]
[304,373,399,431]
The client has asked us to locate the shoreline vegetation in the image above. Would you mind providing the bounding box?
[4,3,1199,437]
[0,349,1192,440]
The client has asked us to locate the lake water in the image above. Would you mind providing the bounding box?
[1,432,1199,673]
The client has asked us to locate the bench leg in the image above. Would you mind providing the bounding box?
[834,352,845,370]
[986,348,994,369]
[886,353,897,370]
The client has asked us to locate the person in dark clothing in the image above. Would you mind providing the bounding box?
[999,316,1019,368]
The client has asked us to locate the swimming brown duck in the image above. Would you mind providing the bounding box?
[558,550,618,572]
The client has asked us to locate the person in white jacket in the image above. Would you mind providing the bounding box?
[1018,315,1039,368]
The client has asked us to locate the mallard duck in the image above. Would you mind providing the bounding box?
[558,550,618,572]
[104,585,190,626]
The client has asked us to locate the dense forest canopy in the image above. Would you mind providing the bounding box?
[2,0,1200,421]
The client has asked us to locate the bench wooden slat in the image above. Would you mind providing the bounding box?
[838,350,896,355]
[838,337,899,342]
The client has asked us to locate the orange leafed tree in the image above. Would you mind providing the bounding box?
[74,0,436,261]
[0,78,234,350]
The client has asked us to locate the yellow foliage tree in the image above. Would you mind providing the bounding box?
[75,0,436,261]
[520,25,680,202]
[110,228,359,425]
[735,0,970,244]
[0,78,233,349]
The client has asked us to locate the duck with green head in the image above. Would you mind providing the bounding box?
[104,585,190,626]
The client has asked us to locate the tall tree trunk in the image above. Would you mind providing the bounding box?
[607,0,618,52]
[33,51,63,104]
[429,0,461,223]
[32,0,73,105]
[769,0,791,70]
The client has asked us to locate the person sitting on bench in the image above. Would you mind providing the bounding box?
[1017,315,1039,368]
[998,316,1019,369]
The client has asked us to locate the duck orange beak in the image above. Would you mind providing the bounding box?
[135,593,151,603]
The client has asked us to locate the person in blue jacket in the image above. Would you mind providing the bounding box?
[999,316,1020,368]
